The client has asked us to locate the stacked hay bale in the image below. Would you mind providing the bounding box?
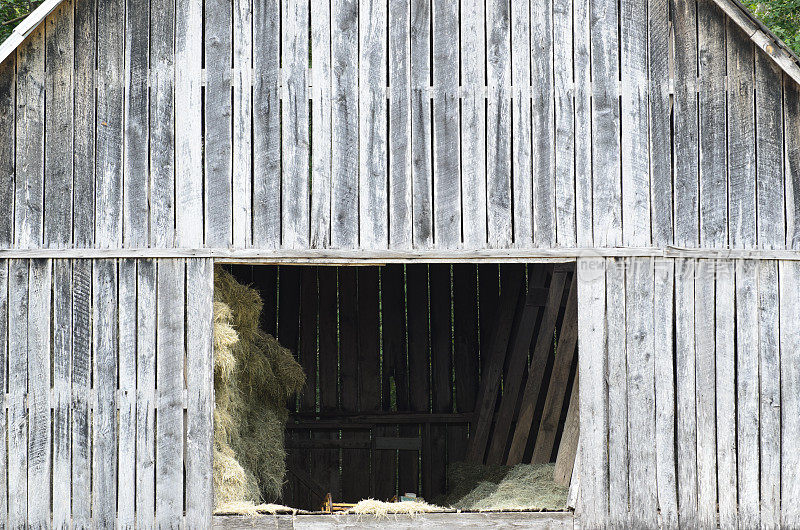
[213,267,306,511]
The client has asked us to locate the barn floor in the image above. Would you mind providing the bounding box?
[220,262,579,513]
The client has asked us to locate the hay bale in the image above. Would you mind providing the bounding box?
[440,462,568,512]
[213,267,305,511]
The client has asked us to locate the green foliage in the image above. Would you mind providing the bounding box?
[746,1,800,55]
[0,0,42,44]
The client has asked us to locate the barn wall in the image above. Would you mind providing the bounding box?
[577,257,800,528]
[0,0,799,252]
[0,258,213,528]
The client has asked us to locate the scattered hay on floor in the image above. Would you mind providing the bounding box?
[440,462,568,512]
[212,267,306,510]
[343,499,446,516]
[214,502,300,516]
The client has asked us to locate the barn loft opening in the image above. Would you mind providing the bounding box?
[212,262,579,516]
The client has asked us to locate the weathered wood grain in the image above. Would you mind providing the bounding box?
[44,1,74,248]
[136,259,157,524]
[175,0,203,247]
[410,0,433,248]
[574,0,592,247]
[734,260,759,529]
[8,260,28,527]
[311,0,333,248]
[649,0,672,246]
[553,373,579,487]
[15,28,45,249]
[0,262,7,523]
[73,0,96,248]
[332,0,360,248]
[150,0,175,247]
[780,261,800,527]
[554,0,575,246]
[205,0,233,247]
[698,1,727,248]
[118,259,137,527]
[487,0,512,247]
[715,260,737,529]
[577,257,608,524]
[233,0,253,247]
[253,0,281,247]
[727,22,756,249]
[187,259,214,525]
[0,59,13,247]
[283,0,311,249]
[759,260,781,528]
[432,0,460,249]
[787,81,800,248]
[71,259,92,526]
[93,260,118,526]
[156,259,185,526]
[511,0,532,246]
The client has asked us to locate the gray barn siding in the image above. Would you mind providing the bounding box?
[0,258,214,528]
[0,0,798,251]
[577,257,800,528]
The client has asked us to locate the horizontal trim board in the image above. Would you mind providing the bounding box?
[2,247,800,262]
[212,512,575,528]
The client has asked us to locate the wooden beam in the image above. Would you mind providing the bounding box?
[554,372,579,486]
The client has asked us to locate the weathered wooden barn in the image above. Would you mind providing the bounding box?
[1,0,800,526]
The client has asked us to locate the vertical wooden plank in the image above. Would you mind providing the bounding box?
[93,260,118,526]
[340,267,361,501]
[73,0,96,247]
[507,269,567,464]
[0,262,7,524]
[653,259,677,529]
[410,0,433,248]
[360,0,389,248]
[15,28,44,249]
[715,260,737,529]
[756,51,786,250]
[52,266,72,527]
[332,0,360,248]
[675,258,698,527]
[786,81,800,248]
[187,259,214,525]
[27,259,50,528]
[531,0,555,247]
[118,260,137,527]
[432,0,460,248]
[0,59,14,247]
[44,1,74,248]
[205,0,233,247]
[553,374,579,486]
[511,0,532,246]
[253,0,281,247]
[175,0,203,247]
[625,258,657,527]
[726,22,756,249]
[96,0,124,248]
[406,264,429,494]
[590,0,621,247]
[605,259,628,527]
[315,267,341,503]
[759,260,781,527]
[7,260,27,528]
[577,257,608,525]
[71,259,92,526]
[487,0,511,247]
[460,0,487,247]
[698,1,727,248]
[672,0,699,247]
[156,259,185,525]
[780,261,800,527]
[734,260,759,529]
[532,275,579,464]
[694,259,717,528]
[620,0,651,247]
[388,0,413,248]
[233,0,253,247]
[123,0,149,248]
[648,0,672,246]
[554,0,575,246]
[136,259,157,524]
[429,264,452,496]
[466,264,523,463]
[311,1,333,248]
[574,0,592,247]
[150,0,175,247]
[283,0,311,248]
[451,264,479,463]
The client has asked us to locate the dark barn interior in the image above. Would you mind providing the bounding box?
[222,262,579,511]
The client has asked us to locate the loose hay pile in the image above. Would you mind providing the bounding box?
[213,267,305,513]
[440,462,568,512]
[344,499,445,516]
